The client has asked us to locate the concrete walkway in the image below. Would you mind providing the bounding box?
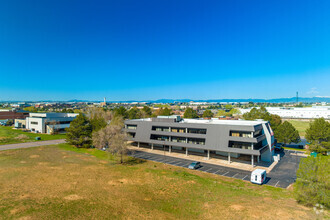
[0,139,66,151]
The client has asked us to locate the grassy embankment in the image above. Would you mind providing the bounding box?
[0,126,65,145]
[0,143,323,219]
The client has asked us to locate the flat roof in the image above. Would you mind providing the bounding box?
[180,119,266,126]
[128,118,266,126]
[252,169,266,174]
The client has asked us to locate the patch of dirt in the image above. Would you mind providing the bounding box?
[50,166,62,170]
[230,204,244,211]
[29,155,40,158]
[18,217,31,220]
[19,194,30,199]
[144,198,152,201]
[64,194,83,201]
[38,162,49,166]
[10,208,20,215]
[263,197,272,202]
[20,161,27,164]
[99,161,108,164]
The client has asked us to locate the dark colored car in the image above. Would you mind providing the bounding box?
[274,143,283,151]
[188,161,201,169]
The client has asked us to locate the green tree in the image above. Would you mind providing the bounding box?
[141,106,152,118]
[66,114,92,148]
[202,109,214,118]
[294,156,329,208]
[23,106,38,112]
[224,104,232,110]
[229,108,241,115]
[128,107,141,119]
[306,118,330,154]
[158,107,172,116]
[216,109,227,117]
[183,107,198,118]
[268,114,282,133]
[114,106,128,118]
[275,121,300,145]
[90,117,107,132]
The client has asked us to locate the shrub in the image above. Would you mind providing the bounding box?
[15,134,29,141]
[294,156,330,208]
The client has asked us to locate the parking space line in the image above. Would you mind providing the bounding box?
[213,170,220,174]
[222,171,229,176]
[275,181,280,187]
[232,173,238,178]
[204,168,213,172]
[242,175,248,180]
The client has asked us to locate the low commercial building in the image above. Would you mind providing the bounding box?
[0,110,29,120]
[26,113,78,134]
[14,119,27,128]
[125,116,275,166]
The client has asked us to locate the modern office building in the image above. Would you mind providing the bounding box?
[125,116,275,166]
[26,113,78,134]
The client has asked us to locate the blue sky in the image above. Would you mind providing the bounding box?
[0,0,329,101]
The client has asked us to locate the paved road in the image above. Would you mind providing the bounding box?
[129,149,304,188]
[0,139,66,151]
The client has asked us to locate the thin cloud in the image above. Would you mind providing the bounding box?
[307,87,319,95]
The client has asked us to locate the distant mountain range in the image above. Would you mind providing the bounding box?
[1,97,329,103]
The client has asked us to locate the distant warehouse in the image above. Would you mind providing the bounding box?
[125,116,275,166]
[239,106,330,119]
[26,113,78,134]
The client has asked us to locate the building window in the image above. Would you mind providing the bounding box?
[128,132,136,138]
[230,131,252,138]
[31,121,38,125]
[152,126,170,132]
[127,125,137,130]
[187,128,207,134]
[150,134,169,141]
[171,136,187,143]
[187,138,205,145]
[253,129,262,137]
[229,141,252,150]
[171,127,186,133]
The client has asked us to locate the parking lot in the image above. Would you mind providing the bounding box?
[129,149,304,188]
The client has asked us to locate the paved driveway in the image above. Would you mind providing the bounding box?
[0,139,66,151]
[129,149,304,188]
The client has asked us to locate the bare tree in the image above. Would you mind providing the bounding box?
[48,120,59,135]
[92,116,128,163]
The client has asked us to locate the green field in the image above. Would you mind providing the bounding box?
[0,144,323,219]
[0,126,66,145]
[284,120,311,137]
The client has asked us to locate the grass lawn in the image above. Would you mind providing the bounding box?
[283,147,307,152]
[284,120,311,137]
[0,144,323,219]
[0,126,66,145]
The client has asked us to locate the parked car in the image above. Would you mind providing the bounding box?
[274,143,283,151]
[188,161,201,170]
[251,169,267,185]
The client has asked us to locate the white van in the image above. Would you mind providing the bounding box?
[250,169,267,185]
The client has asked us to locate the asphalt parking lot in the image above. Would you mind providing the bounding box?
[129,149,304,188]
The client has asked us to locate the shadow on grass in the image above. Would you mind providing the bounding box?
[123,156,146,165]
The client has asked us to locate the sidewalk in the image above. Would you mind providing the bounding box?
[0,139,66,151]
[128,146,278,172]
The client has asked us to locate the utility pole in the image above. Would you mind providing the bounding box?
[296,92,298,104]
